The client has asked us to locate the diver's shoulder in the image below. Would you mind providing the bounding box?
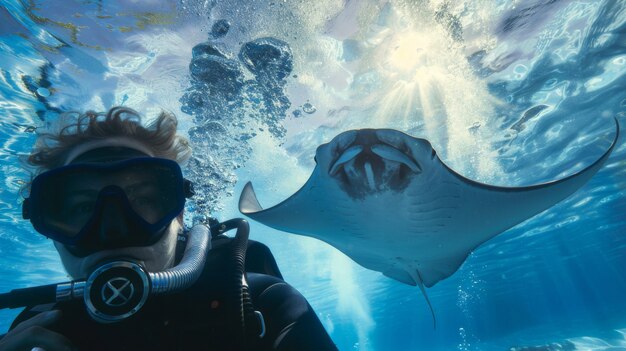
[210,234,283,279]
[246,272,308,310]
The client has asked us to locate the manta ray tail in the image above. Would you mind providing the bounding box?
[409,269,437,329]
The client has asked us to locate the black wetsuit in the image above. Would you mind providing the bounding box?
[4,235,338,351]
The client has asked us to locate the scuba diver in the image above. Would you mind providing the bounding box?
[0,106,338,351]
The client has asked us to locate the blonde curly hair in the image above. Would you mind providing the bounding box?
[27,106,191,183]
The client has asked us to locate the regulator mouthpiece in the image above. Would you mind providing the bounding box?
[83,261,150,323]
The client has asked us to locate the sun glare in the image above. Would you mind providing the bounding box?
[386,32,433,75]
[372,29,449,131]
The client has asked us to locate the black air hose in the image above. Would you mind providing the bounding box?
[212,218,259,350]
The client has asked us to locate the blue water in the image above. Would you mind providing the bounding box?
[1,1,626,350]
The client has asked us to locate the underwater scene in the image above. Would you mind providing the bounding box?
[0,0,625,350]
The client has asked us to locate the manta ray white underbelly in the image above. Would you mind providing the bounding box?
[239,122,619,325]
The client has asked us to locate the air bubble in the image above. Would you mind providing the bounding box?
[36,87,50,97]
[302,103,316,114]
[468,122,481,132]
[211,19,230,38]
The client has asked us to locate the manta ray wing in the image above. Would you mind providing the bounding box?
[240,120,619,290]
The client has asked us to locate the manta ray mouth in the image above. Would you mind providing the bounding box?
[329,138,422,197]
[329,144,421,176]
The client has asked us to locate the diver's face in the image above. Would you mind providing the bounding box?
[51,151,183,279]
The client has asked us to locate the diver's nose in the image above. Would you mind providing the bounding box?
[97,187,132,246]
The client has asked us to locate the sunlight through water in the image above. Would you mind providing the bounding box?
[0,1,625,350]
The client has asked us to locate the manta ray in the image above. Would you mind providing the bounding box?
[239,122,619,325]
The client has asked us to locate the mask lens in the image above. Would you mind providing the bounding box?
[30,158,185,242]
[38,169,95,238]
[121,163,180,224]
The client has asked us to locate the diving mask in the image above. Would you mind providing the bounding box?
[23,157,194,254]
